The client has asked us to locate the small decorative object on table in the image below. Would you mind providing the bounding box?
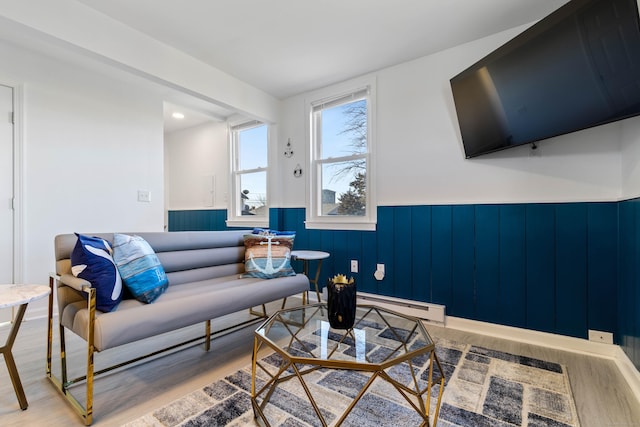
[327,274,356,329]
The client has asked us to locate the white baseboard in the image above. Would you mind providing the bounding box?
[613,345,640,404]
[445,316,640,406]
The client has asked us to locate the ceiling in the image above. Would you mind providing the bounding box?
[163,101,229,133]
[74,0,569,131]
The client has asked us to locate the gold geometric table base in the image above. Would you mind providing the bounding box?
[251,304,445,427]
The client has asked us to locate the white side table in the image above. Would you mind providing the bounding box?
[0,284,50,410]
[291,250,330,303]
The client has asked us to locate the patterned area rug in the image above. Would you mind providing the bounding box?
[125,334,580,427]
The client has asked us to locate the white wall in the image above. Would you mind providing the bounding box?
[0,39,165,286]
[164,122,228,210]
[166,23,632,214]
[625,0,640,198]
[280,26,624,208]
[0,0,280,123]
[621,115,640,199]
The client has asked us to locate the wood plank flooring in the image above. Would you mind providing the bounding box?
[1,303,639,427]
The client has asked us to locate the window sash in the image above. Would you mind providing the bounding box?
[228,122,269,226]
[311,88,369,112]
[315,157,368,217]
[234,169,267,217]
[310,91,371,221]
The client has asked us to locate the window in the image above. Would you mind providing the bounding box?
[307,81,376,230]
[227,121,269,227]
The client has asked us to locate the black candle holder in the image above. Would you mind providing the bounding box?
[327,274,356,329]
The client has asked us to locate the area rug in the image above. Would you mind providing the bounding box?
[125,336,580,427]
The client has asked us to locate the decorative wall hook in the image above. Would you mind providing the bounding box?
[284,138,294,158]
[293,164,303,178]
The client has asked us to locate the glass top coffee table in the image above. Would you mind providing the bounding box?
[251,303,445,426]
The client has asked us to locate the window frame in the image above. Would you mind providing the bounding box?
[305,77,377,231]
[226,120,269,228]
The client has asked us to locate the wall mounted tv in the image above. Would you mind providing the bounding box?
[450,0,640,158]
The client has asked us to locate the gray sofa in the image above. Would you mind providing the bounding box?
[46,230,310,425]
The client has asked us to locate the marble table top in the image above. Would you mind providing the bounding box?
[291,250,330,260]
[0,284,50,309]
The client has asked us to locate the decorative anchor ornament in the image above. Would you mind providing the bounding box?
[246,234,290,276]
[284,138,294,158]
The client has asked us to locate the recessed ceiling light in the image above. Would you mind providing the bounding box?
[172,112,185,119]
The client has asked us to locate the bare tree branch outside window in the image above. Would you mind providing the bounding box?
[334,99,367,215]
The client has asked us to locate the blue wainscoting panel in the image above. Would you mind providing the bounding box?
[332,231,348,278]
[287,208,308,249]
[376,206,396,297]
[525,203,556,334]
[168,209,230,231]
[475,205,501,324]
[587,203,618,334]
[315,230,334,291]
[499,204,527,328]
[411,206,432,302]
[169,200,631,351]
[346,230,363,287]
[619,198,639,369]
[393,206,413,300]
[452,205,475,319]
[618,201,633,359]
[555,204,588,339]
[431,205,453,307]
[309,229,324,254]
[269,208,282,232]
[360,230,378,294]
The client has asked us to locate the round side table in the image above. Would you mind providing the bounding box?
[291,250,330,303]
[0,284,50,410]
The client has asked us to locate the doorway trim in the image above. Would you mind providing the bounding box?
[8,83,24,284]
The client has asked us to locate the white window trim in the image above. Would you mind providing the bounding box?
[305,76,377,231]
[226,120,269,228]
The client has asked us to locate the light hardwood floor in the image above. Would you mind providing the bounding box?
[1,303,639,427]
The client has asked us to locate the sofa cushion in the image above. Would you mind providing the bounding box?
[242,231,296,279]
[113,234,168,303]
[60,272,311,351]
[70,233,123,312]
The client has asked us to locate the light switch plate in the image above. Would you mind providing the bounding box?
[137,190,151,202]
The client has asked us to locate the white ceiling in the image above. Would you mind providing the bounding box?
[72,0,569,132]
[76,0,568,99]
[163,104,204,134]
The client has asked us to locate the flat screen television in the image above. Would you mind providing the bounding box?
[450,0,640,158]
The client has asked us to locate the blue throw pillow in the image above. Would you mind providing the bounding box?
[70,233,123,312]
[113,234,168,304]
[242,231,296,279]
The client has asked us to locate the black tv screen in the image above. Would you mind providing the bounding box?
[450,0,640,158]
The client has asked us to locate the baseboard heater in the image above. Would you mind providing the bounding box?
[356,292,446,325]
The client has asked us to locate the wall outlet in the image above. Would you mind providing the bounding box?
[588,330,613,344]
[350,260,358,273]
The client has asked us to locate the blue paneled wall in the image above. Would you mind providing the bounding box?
[168,200,639,370]
[275,203,619,340]
[168,209,231,231]
[619,198,640,370]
